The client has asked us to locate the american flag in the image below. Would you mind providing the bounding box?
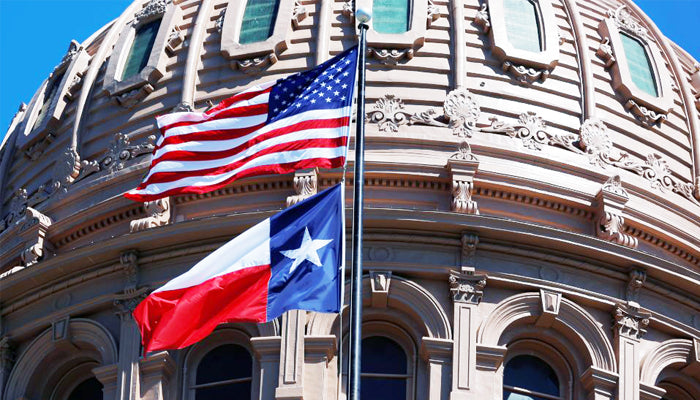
[125,47,358,202]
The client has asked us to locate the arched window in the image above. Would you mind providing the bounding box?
[361,336,409,400]
[191,344,253,400]
[32,72,65,131]
[503,0,542,53]
[619,32,658,97]
[121,18,161,80]
[503,355,562,400]
[67,377,103,400]
[239,0,281,44]
[372,0,411,34]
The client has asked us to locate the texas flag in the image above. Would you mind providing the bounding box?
[133,184,344,352]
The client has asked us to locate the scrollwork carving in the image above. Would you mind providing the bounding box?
[135,0,169,24]
[6,188,28,226]
[614,302,651,340]
[448,142,479,215]
[367,94,413,133]
[596,37,616,68]
[165,25,184,55]
[292,0,308,28]
[449,267,486,304]
[427,0,440,27]
[607,5,648,40]
[233,53,278,75]
[595,175,637,248]
[77,133,156,181]
[474,3,490,33]
[115,83,155,108]
[625,99,667,126]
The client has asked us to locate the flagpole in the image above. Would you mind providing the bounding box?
[348,8,370,400]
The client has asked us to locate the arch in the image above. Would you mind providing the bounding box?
[4,318,117,400]
[640,338,694,385]
[307,275,451,340]
[477,292,616,372]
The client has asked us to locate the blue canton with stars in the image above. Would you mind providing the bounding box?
[267,46,358,123]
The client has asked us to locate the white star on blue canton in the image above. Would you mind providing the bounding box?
[280,227,333,274]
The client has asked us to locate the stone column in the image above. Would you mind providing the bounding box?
[138,352,175,400]
[613,302,651,400]
[448,265,486,400]
[252,336,282,400]
[114,292,148,400]
[421,337,453,400]
[581,366,618,400]
[303,335,336,400]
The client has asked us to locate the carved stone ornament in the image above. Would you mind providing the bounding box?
[607,5,648,40]
[50,147,81,196]
[232,53,278,75]
[626,269,646,303]
[448,142,479,214]
[287,169,318,207]
[130,197,171,233]
[367,94,413,133]
[450,140,478,162]
[54,40,79,75]
[596,37,616,68]
[369,271,392,308]
[292,0,308,28]
[120,250,139,293]
[460,232,479,268]
[368,47,414,65]
[503,61,551,84]
[614,302,651,340]
[78,133,156,182]
[114,289,150,318]
[135,0,169,24]
[448,267,487,304]
[24,132,56,161]
[215,8,226,32]
[595,175,638,248]
[5,188,29,226]
[165,25,184,55]
[342,1,354,18]
[443,87,480,137]
[625,99,667,126]
[427,0,440,27]
[115,83,155,108]
[474,3,490,33]
[0,206,53,268]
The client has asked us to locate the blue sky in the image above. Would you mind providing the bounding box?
[1,0,699,143]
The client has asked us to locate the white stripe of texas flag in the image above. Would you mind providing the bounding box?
[154,218,271,293]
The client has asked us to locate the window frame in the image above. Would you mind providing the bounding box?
[597,7,673,122]
[502,339,572,400]
[220,0,299,73]
[103,0,182,108]
[483,0,560,82]
[18,40,89,150]
[355,0,429,65]
[182,328,258,400]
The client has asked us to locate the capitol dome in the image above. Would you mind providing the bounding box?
[1,0,699,399]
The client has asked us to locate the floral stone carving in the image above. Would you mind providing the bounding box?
[135,0,169,24]
[287,169,318,207]
[614,302,651,340]
[449,267,487,304]
[130,198,170,233]
[78,133,156,181]
[625,99,667,126]
[368,48,414,65]
[607,5,648,40]
[484,111,579,152]
[502,61,551,84]
[448,141,479,215]
[596,37,616,68]
[366,94,413,133]
[595,175,637,248]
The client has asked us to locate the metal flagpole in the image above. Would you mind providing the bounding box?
[348,7,370,400]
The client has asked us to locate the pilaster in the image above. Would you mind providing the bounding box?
[581,366,618,400]
[613,302,651,400]
[276,310,305,399]
[421,337,453,400]
[252,336,282,400]
[138,351,175,400]
[303,335,336,400]
[0,337,15,400]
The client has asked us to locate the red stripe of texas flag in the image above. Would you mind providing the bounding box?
[133,218,273,352]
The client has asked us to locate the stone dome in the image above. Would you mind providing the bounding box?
[1,0,698,399]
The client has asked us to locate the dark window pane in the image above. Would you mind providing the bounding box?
[361,376,406,400]
[33,72,64,130]
[361,336,407,375]
[195,381,251,400]
[504,355,559,396]
[196,344,252,385]
[68,377,103,400]
[503,0,542,52]
[503,389,550,400]
[620,32,658,97]
[239,0,280,44]
[122,19,161,80]
[373,0,410,34]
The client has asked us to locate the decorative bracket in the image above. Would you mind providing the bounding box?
[595,175,638,248]
[625,269,646,303]
[369,271,392,308]
[596,37,616,68]
[460,232,478,268]
[536,289,561,328]
[286,168,318,207]
[120,250,139,293]
[448,267,486,304]
[625,99,667,126]
[130,197,171,233]
[447,141,480,214]
[368,47,414,65]
[0,206,53,268]
[502,61,551,84]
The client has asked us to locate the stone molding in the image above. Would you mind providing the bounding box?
[130,197,171,233]
[536,289,562,328]
[595,175,638,248]
[597,6,674,124]
[581,366,619,400]
[220,0,298,74]
[448,267,486,305]
[140,351,175,400]
[0,206,53,269]
[103,0,181,107]
[640,338,699,384]
[476,0,559,84]
[369,271,392,308]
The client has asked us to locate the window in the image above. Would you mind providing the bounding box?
[239,0,280,44]
[503,355,562,400]
[373,0,411,34]
[619,33,657,97]
[503,0,542,53]
[67,377,103,400]
[121,19,161,80]
[361,336,409,400]
[192,344,252,400]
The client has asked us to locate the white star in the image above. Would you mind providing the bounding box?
[342,84,348,89]
[334,91,340,96]
[280,227,333,274]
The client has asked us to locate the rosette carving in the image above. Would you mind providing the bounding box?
[443,87,480,137]
[367,94,413,132]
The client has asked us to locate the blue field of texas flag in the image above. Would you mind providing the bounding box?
[133,184,344,352]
